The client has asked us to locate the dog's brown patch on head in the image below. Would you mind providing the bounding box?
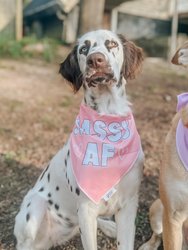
[104,39,118,52]
[118,34,144,80]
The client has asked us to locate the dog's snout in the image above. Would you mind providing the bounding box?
[87,53,106,68]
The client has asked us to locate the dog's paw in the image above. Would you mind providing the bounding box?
[138,242,153,250]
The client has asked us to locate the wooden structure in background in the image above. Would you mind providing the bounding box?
[111,0,188,57]
[16,0,23,41]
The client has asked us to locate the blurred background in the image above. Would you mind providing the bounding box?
[0,1,188,250]
[0,0,188,58]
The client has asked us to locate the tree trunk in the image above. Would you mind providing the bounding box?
[16,0,23,40]
[78,0,105,35]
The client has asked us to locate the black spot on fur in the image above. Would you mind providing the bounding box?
[65,172,67,179]
[56,186,59,191]
[48,200,53,205]
[76,187,80,196]
[67,150,70,157]
[90,95,95,102]
[70,186,73,192]
[93,103,98,111]
[40,163,50,181]
[84,97,87,104]
[65,159,67,167]
[118,241,120,245]
[48,192,51,198]
[47,173,50,182]
[27,202,31,207]
[83,83,87,90]
[55,204,59,210]
[38,187,44,192]
[65,219,74,227]
[58,213,63,218]
[68,179,70,184]
[93,42,97,47]
[26,213,30,222]
[90,95,98,111]
[116,75,123,88]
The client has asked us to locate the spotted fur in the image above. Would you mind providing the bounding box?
[14,30,144,250]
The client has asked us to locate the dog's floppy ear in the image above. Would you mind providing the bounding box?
[171,41,188,66]
[118,34,144,80]
[59,45,83,92]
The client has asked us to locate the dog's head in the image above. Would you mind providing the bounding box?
[59,30,143,92]
[171,41,188,67]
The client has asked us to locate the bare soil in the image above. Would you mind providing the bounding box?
[0,56,187,250]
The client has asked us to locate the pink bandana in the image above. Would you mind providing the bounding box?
[176,93,188,170]
[70,104,141,203]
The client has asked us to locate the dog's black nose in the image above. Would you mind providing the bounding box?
[87,53,106,69]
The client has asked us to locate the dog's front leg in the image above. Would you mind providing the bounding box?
[162,208,185,250]
[78,203,97,250]
[115,195,138,250]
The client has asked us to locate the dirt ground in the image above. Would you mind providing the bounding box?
[0,55,188,250]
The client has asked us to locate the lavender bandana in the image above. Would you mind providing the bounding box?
[176,93,188,170]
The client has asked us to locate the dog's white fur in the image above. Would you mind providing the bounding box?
[139,42,188,250]
[14,30,144,250]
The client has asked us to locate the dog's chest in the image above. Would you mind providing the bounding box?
[69,104,141,204]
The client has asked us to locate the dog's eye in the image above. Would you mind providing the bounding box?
[105,40,118,51]
[111,41,118,47]
[79,46,88,54]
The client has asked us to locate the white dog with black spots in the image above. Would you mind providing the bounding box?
[14,29,144,250]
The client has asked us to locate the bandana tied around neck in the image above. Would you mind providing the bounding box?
[70,104,141,203]
[176,93,188,170]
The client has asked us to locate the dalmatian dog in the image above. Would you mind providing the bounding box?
[14,29,144,250]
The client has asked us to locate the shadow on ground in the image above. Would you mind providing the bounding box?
[0,153,162,250]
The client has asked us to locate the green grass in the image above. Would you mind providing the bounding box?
[60,96,72,107]
[0,36,59,62]
[4,151,16,166]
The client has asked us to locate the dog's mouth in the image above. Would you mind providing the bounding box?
[85,71,116,87]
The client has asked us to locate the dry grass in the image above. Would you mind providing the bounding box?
[0,57,187,249]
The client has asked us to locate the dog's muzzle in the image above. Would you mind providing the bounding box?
[85,52,115,87]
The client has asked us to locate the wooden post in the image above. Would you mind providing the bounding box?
[78,0,105,35]
[170,0,178,58]
[16,0,23,40]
